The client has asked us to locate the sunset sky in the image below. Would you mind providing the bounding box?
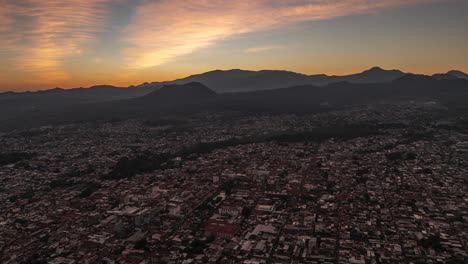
[0,0,467,91]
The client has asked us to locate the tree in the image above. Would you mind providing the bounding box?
[406,152,417,160]
[188,239,207,254]
[134,238,148,250]
[206,234,215,243]
[446,257,466,264]
[419,235,443,252]
[241,207,251,218]
[386,152,403,161]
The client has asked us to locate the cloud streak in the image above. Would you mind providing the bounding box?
[245,45,284,53]
[123,0,434,69]
[0,0,111,82]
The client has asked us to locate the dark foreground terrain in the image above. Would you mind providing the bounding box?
[0,100,467,263]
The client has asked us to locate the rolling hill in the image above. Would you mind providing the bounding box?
[1,75,467,131]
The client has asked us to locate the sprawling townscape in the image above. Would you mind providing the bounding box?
[0,103,467,264]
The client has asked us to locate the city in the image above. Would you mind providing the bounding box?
[1,103,466,263]
[1,1,467,263]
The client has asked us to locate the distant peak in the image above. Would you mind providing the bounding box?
[446,70,468,79]
[88,85,117,89]
[363,66,402,74]
[90,84,112,87]
[368,66,384,71]
[41,87,65,93]
[447,70,466,75]
[206,69,245,73]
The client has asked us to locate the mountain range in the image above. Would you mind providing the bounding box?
[3,67,467,97]
[1,67,466,118]
[137,66,407,93]
[1,71,468,131]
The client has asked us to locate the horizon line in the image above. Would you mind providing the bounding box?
[1,66,466,93]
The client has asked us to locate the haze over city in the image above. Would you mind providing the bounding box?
[0,0,467,91]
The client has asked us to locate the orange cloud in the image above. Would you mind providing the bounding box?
[123,0,435,69]
[0,0,110,83]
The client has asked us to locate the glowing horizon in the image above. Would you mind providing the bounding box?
[0,0,467,91]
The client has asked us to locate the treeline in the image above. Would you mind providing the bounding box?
[104,153,174,180]
[105,124,383,180]
[267,125,381,143]
[0,152,36,166]
[181,124,382,156]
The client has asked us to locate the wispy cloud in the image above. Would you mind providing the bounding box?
[123,0,434,69]
[0,0,111,82]
[245,45,284,53]
[0,8,13,33]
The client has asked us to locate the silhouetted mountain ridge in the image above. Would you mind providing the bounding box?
[3,76,466,131]
[137,82,216,105]
[446,70,468,79]
[432,73,458,80]
[393,74,436,84]
[0,84,151,121]
[1,67,468,127]
[157,67,406,92]
[336,67,405,84]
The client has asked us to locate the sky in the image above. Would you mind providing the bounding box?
[0,0,467,91]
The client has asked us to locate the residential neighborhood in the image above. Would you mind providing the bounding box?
[0,103,467,263]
